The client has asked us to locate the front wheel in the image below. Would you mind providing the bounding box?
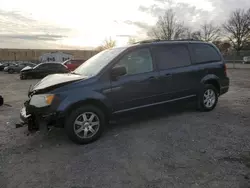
[20,74,26,80]
[197,84,218,112]
[65,105,106,144]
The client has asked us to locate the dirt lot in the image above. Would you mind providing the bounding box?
[1,70,250,188]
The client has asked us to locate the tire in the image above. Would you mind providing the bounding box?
[8,69,14,74]
[197,84,218,112]
[20,74,26,80]
[65,105,106,144]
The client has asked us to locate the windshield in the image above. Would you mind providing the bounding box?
[33,63,42,69]
[62,59,70,65]
[73,47,127,77]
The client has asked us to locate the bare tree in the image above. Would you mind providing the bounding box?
[213,40,231,55]
[96,37,116,51]
[192,23,221,42]
[148,9,187,40]
[223,9,250,52]
[102,37,116,49]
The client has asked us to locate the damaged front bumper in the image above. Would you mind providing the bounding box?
[19,100,64,132]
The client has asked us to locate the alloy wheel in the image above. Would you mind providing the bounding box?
[73,112,100,139]
[203,89,216,108]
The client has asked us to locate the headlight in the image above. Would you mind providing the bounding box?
[29,94,55,107]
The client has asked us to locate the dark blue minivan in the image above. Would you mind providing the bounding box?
[20,40,229,144]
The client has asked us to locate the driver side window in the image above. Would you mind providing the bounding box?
[114,48,153,76]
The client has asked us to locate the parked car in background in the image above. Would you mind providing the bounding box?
[243,56,250,64]
[3,67,9,72]
[7,62,36,74]
[20,40,229,144]
[20,62,69,80]
[0,62,17,71]
[62,59,85,71]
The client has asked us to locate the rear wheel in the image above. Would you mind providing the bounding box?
[65,105,106,144]
[197,84,218,111]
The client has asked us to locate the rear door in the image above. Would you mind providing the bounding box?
[152,43,196,100]
[109,47,161,112]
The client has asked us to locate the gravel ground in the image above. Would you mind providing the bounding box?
[1,70,250,188]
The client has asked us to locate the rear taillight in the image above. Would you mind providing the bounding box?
[224,64,227,76]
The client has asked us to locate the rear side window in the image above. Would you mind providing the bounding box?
[57,64,68,71]
[190,44,221,64]
[50,64,64,70]
[60,65,68,71]
[37,64,49,69]
[152,44,191,70]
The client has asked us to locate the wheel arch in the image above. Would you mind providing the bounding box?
[201,75,220,93]
[65,99,111,122]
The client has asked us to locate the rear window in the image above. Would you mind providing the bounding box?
[190,43,221,64]
[152,44,191,70]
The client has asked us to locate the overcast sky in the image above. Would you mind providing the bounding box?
[0,0,250,49]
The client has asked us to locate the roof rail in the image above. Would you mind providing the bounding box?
[173,38,199,41]
[133,39,161,44]
[133,38,201,44]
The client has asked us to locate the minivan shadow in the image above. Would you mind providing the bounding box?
[43,101,197,145]
[109,101,197,130]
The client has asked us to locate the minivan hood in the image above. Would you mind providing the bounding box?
[32,73,87,92]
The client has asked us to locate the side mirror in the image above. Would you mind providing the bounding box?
[111,66,127,79]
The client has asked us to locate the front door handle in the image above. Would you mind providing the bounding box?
[136,76,157,83]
